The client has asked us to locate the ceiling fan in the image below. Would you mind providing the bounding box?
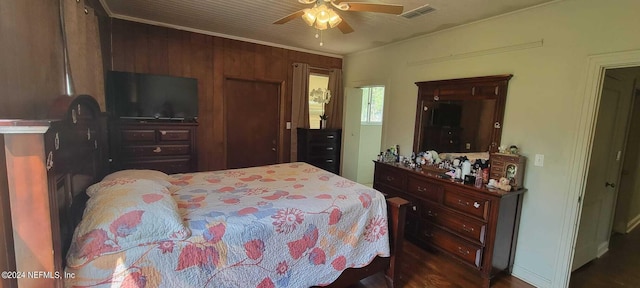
[273,0,404,34]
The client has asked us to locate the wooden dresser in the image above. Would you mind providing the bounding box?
[373,161,525,287]
[297,128,342,174]
[109,121,198,174]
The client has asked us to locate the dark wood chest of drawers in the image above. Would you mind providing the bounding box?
[297,128,341,174]
[109,121,198,174]
[373,161,525,287]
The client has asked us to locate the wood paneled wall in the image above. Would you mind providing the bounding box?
[110,19,343,171]
[0,1,64,287]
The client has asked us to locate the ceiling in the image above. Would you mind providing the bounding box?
[100,0,555,57]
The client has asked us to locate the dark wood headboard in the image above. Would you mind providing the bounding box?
[0,95,107,287]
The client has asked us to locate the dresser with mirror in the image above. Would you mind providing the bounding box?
[374,75,525,287]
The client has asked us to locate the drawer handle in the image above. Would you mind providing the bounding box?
[457,200,470,207]
[326,147,334,151]
[417,186,427,192]
[160,130,167,135]
[423,231,433,238]
[325,159,334,163]
[426,210,437,217]
[457,247,470,255]
[326,135,335,139]
[153,147,162,153]
[386,176,395,182]
[461,224,474,233]
[474,201,480,209]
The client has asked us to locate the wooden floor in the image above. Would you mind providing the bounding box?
[354,226,640,288]
[355,241,533,288]
[569,226,640,287]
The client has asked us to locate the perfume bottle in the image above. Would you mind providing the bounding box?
[474,169,483,188]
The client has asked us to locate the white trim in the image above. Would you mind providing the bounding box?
[98,0,343,59]
[554,49,640,288]
[406,39,544,67]
[627,213,640,233]
[596,241,609,258]
[511,264,552,288]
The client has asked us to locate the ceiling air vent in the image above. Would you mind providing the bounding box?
[401,4,436,19]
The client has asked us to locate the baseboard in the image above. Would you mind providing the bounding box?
[626,214,640,233]
[512,264,552,288]
[596,241,609,258]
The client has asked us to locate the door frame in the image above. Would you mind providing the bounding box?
[557,49,640,287]
[222,77,286,168]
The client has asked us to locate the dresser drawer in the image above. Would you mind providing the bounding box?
[374,165,406,190]
[309,143,339,155]
[158,129,190,141]
[430,227,483,268]
[443,189,490,221]
[309,161,338,174]
[439,209,486,245]
[122,144,190,157]
[121,129,155,142]
[407,176,443,203]
[308,131,339,143]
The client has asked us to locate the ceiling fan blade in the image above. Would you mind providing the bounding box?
[337,20,354,34]
[342,2,403,14]
[273,10,305,24]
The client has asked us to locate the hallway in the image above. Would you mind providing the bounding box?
[570,226,640,287]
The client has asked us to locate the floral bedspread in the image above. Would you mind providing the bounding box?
[65,162,390,287]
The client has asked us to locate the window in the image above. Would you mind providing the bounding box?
[308,74,330,129]
[361,86,384,124]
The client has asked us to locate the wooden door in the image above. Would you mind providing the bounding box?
[572,76,626,271]
[225,79,280,169]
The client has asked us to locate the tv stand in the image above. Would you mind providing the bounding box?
[120,117,198,123]
[109,120,198,174]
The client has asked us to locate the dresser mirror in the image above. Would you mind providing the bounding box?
[413,75,513,154]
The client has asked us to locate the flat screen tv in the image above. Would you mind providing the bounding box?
[106,71,198,121]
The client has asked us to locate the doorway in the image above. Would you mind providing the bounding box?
[341,85,385,185]
[570,67,640,281]
[224,78,284,169]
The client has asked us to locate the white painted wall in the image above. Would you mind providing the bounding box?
[343,0,640,287]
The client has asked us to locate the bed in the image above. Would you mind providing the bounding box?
[0,95,408,288]
[65,162,406,287]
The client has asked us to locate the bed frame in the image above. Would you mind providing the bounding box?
[0,95,408,288]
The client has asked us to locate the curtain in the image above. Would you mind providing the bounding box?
[291,63,310,161]
[326,68,343,129]
[64,0,105,108]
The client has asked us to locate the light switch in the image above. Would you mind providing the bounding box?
[534,154,544,167]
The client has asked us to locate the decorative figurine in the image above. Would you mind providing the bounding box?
[509,145,519,154]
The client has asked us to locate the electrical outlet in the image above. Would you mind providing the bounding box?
[534,154,544,167]
[465,143,471,150]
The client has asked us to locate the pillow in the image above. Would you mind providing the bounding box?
[102,169,172,186]
[67,179,190,267]
[87,169,172,197]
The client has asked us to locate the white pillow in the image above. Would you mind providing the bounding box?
[88,169,172,197]
[67,178,190,267]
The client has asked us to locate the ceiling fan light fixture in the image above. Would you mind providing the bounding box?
[314,19,328,30]
[316,4,330,23]
[302,8,317,26]
[328,9,342,27]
